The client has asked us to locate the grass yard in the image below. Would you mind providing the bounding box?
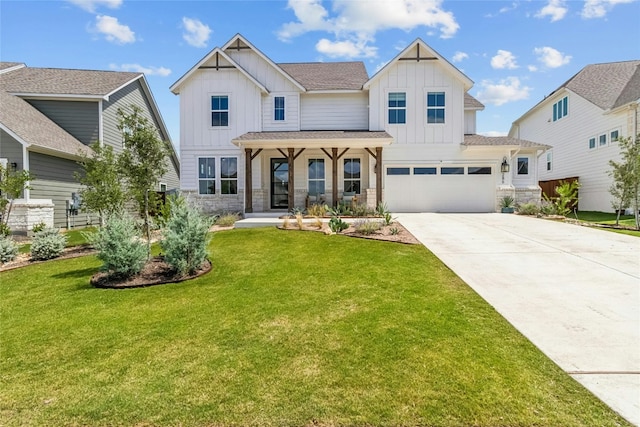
[573,211,639,237]
[0,228,631,426]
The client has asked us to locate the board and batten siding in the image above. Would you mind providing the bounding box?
[28,152,88,228]
[368,60,465,144]
[300,93,368,130]
[0,130,24,170]
[26,99,99,146]
[513,92,628,212]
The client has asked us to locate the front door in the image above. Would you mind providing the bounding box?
[271,158,289,209]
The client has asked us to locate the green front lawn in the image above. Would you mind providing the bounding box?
[574,211,639,237]
[0,228,630,426]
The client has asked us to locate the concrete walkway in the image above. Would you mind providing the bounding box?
[396,213,640,425]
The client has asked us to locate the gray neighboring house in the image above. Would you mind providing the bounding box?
[0,62,180,230]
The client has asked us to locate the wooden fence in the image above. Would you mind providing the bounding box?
[538,176,579,210]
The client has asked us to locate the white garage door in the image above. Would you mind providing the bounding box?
[384,165,496,212]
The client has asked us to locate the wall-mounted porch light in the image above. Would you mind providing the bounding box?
[500,157,510,173]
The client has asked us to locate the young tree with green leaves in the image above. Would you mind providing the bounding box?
[117,105,169,256]
[609,134,640,229]
[0,163,34,233]
[75,142,125,226]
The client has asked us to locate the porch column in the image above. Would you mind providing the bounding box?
[244,148,253,213]
[376,146,383,206]
[287,148,295,210]
[332,148,338,207]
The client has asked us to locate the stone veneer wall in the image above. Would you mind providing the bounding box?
[184,190,244,215]
[495,185,515,212]
[6,199,54,233]
[515,185,542,206]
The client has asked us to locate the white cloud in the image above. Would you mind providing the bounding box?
[528,65,538,72]
[476,77,531,106]
[67,0,121,13]
[316,38,377,59]
[452,51,468,63]
[491,50,518,70]
[182,17,212,48]
[278,0,459,58]
[109,63,171,76]
[535,0,568,22]
[534,46,571,68]
[581,0,635,18]
[95,15,135,44]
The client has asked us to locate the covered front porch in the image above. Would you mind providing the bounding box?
[232,131,393,213]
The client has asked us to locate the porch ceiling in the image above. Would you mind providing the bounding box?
[232,130,393,149]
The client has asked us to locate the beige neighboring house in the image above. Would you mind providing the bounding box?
[0,62,180,231]
[510,60,640,212]
[171,34,548,214]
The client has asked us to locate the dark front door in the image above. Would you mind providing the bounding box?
[271,158,289,209]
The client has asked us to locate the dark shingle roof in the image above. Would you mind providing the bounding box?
[278,62,369,91]
[0,90,91,156]
[0,65,141,97]
[562,60,640,110]
[463,134,551,149]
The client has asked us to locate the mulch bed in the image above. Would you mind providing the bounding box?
[278,221,421,245]
[90,257,212,289]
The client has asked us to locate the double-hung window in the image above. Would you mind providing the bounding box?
[308,159,325,195]
[427,92,445,124]
[211,95,229,127]
[274,96,285,121]
[220,157,238,194]
[388,92,406,124]
[546,152,552,171]
[198,157,215,194]
[344,158,361,194]
[599,134,607,147]
[553,96,568,122]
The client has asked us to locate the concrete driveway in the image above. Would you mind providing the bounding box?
[396,213,640,425]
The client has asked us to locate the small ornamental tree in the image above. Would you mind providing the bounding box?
[75,142,126,226]
[0,163,34,230]
[609,135,640,229]
[117,105,169,257]
[161,196,213,277]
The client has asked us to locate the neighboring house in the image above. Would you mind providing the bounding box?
[0,62,180,229]
[509,60,640,212]
[171,34,548,214]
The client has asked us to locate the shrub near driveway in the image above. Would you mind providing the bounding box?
[0,229,631,427]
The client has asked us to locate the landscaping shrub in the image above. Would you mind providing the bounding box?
[30,228,67,261]
[0,235,18,264]
[31,221,46,233]
[351,203,373,217]
[0,223,10,237]
[215,212,239,227]
[353,219,381,235]
[307,203,327,217]
[161,197,213,276]
[90,214,147,278]
[328,216,348,233]
[517,202,540,216]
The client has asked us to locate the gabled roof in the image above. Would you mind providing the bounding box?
[464,93,484,110]
[364,38,474,91]
[0,90,91,158]
[170,33,303,94]
[279,62,368,91]
[0,63,142,99]
[562,60,640,110]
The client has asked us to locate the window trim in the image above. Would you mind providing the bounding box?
[387,91,407,125]
[517,157,529,175]
[307,158,326,196]
[546,151,552,172]
[552,96,568,122]
[599,133,607,147]
[220,157,238,195]
[610,129,620,143]
[426,91,446,124]
[274,96,285,121]
[198,157,216,195]
[343,157,362,194]
[210,94,230,128]
[588,136,596,150]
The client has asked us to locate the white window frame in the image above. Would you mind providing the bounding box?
[198,157,216,195]
[517,157,529,175]
[387,91,407,125]
[343,157,362,194]
[159,182,167,192]
[210,94,230,128]
[220,157,238,195]
[610,129,620,143]
[546,151,552,172]
[274,96,285,122]
[426,90,446,125]
[598,133,607,147]
[588,136,596,150]
[553,96,568,122]
[307,158,326,196]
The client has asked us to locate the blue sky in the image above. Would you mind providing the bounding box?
[2,0,639,149]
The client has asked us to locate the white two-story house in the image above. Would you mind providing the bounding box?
[509,60,640,213]
[171,34,548,214]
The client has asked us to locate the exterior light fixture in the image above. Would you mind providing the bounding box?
[500,157,510,173]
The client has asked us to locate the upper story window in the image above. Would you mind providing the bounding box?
[599,133,607,147]
[274,96,285,121]
[211,95,229,127]
[610,130,619,142]
[388,92,406,124]
[553,96,568,122]
[427,92,445,124]
[198,157,216,194]
[517,157,529,175]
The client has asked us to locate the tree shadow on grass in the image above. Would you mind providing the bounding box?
[51,267,98,281]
